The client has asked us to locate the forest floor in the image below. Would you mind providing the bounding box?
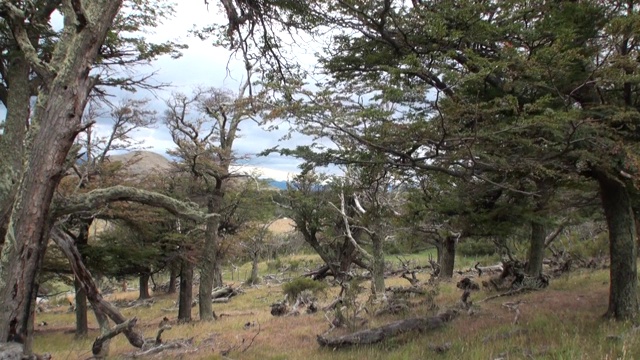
[32,255,640,360]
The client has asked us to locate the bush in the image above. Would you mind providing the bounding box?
[457,239,498,257]
[282,277,327,300]
[570,232,608,258]
[266,258,283,271]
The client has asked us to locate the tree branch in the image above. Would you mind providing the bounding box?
[51,185,214,222]
[0,1,55,81]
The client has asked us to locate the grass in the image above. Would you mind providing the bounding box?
[32,254,640,360]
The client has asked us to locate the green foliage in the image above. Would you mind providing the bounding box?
[457,239,498,257]
[282,277,327,300]
[266,258,283,271]
[568,232,609,259]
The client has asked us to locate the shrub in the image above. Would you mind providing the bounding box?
[569,232,609,258]
[457,239,498,257]
[266,258,283,271]
[282,277,327,300]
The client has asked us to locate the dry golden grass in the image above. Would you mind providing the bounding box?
[32,265,640,360]
[267,218,296,234]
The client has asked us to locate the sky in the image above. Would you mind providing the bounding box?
[103,1,323,182]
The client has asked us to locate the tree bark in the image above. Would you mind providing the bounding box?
[526,221,546,277]
[139,272,151,300]
[317,310,458,348]
[74,278,89,337]
[371,234,385,297]
[440,236,456,279]
[199,191,223,321]
[0,1,124,346]
[248,250,260,284]
[178,261,193,323]
[168,266,178,294]
[597,172,639,320]
[0,55,30,244]
[75,221,90,337]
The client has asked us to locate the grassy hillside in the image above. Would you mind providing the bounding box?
[32,255,638,359]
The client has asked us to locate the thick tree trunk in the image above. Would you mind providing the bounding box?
[0,1,124,346]
[139,272,151,300]
[371,235,385,297]
[168,266,178,294]
[440,236,456,279]
[199,191,223,321]
[178,261,193,323]
[74,278,89,337]
[526,221,546,277]
[597,172,639,320]
[0,55,30,244]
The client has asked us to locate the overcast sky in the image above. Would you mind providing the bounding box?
[102,1,324,181]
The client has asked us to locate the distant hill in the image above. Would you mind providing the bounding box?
[109,150,172,175]
[109,151,290,191]
[267,179,288,190]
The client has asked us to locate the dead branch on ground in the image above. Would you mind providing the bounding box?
[317,309,458,348]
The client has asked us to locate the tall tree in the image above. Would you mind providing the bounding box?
[163,79,262,321]
[253,0,639,320]
[0,0,125,346]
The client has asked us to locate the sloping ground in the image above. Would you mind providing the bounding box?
[268,217,296,234]
[32,268,638,360]
[109,150,173,175]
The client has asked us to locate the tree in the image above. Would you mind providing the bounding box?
[253,0,639,320]
[0,0,126,346]
[163,80,263,321]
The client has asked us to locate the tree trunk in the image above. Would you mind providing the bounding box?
[74,278,89,337]
[371,234,385,297]
[317,309,458,348]
[178,261,193,323]
[138,272,151,300]
[91,304,111,358]
[597,172,639,320]
[440,236,456,279]
[75,221,90,337]
[199,191,223,321]
[51,228,144,348]
[0,1,124,346]
[526,221,546,277]
[248,251,260,285]
[337,238,357,280]
[0,55,30,244]
[168,266,178,294]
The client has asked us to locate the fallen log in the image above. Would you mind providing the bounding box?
[317,309,458,348]
[211,286,235,299]
[475,263,503,276]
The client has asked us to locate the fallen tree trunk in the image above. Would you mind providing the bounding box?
[317,309,458,348]
[51,228,145,348]
[211,287,235,299]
